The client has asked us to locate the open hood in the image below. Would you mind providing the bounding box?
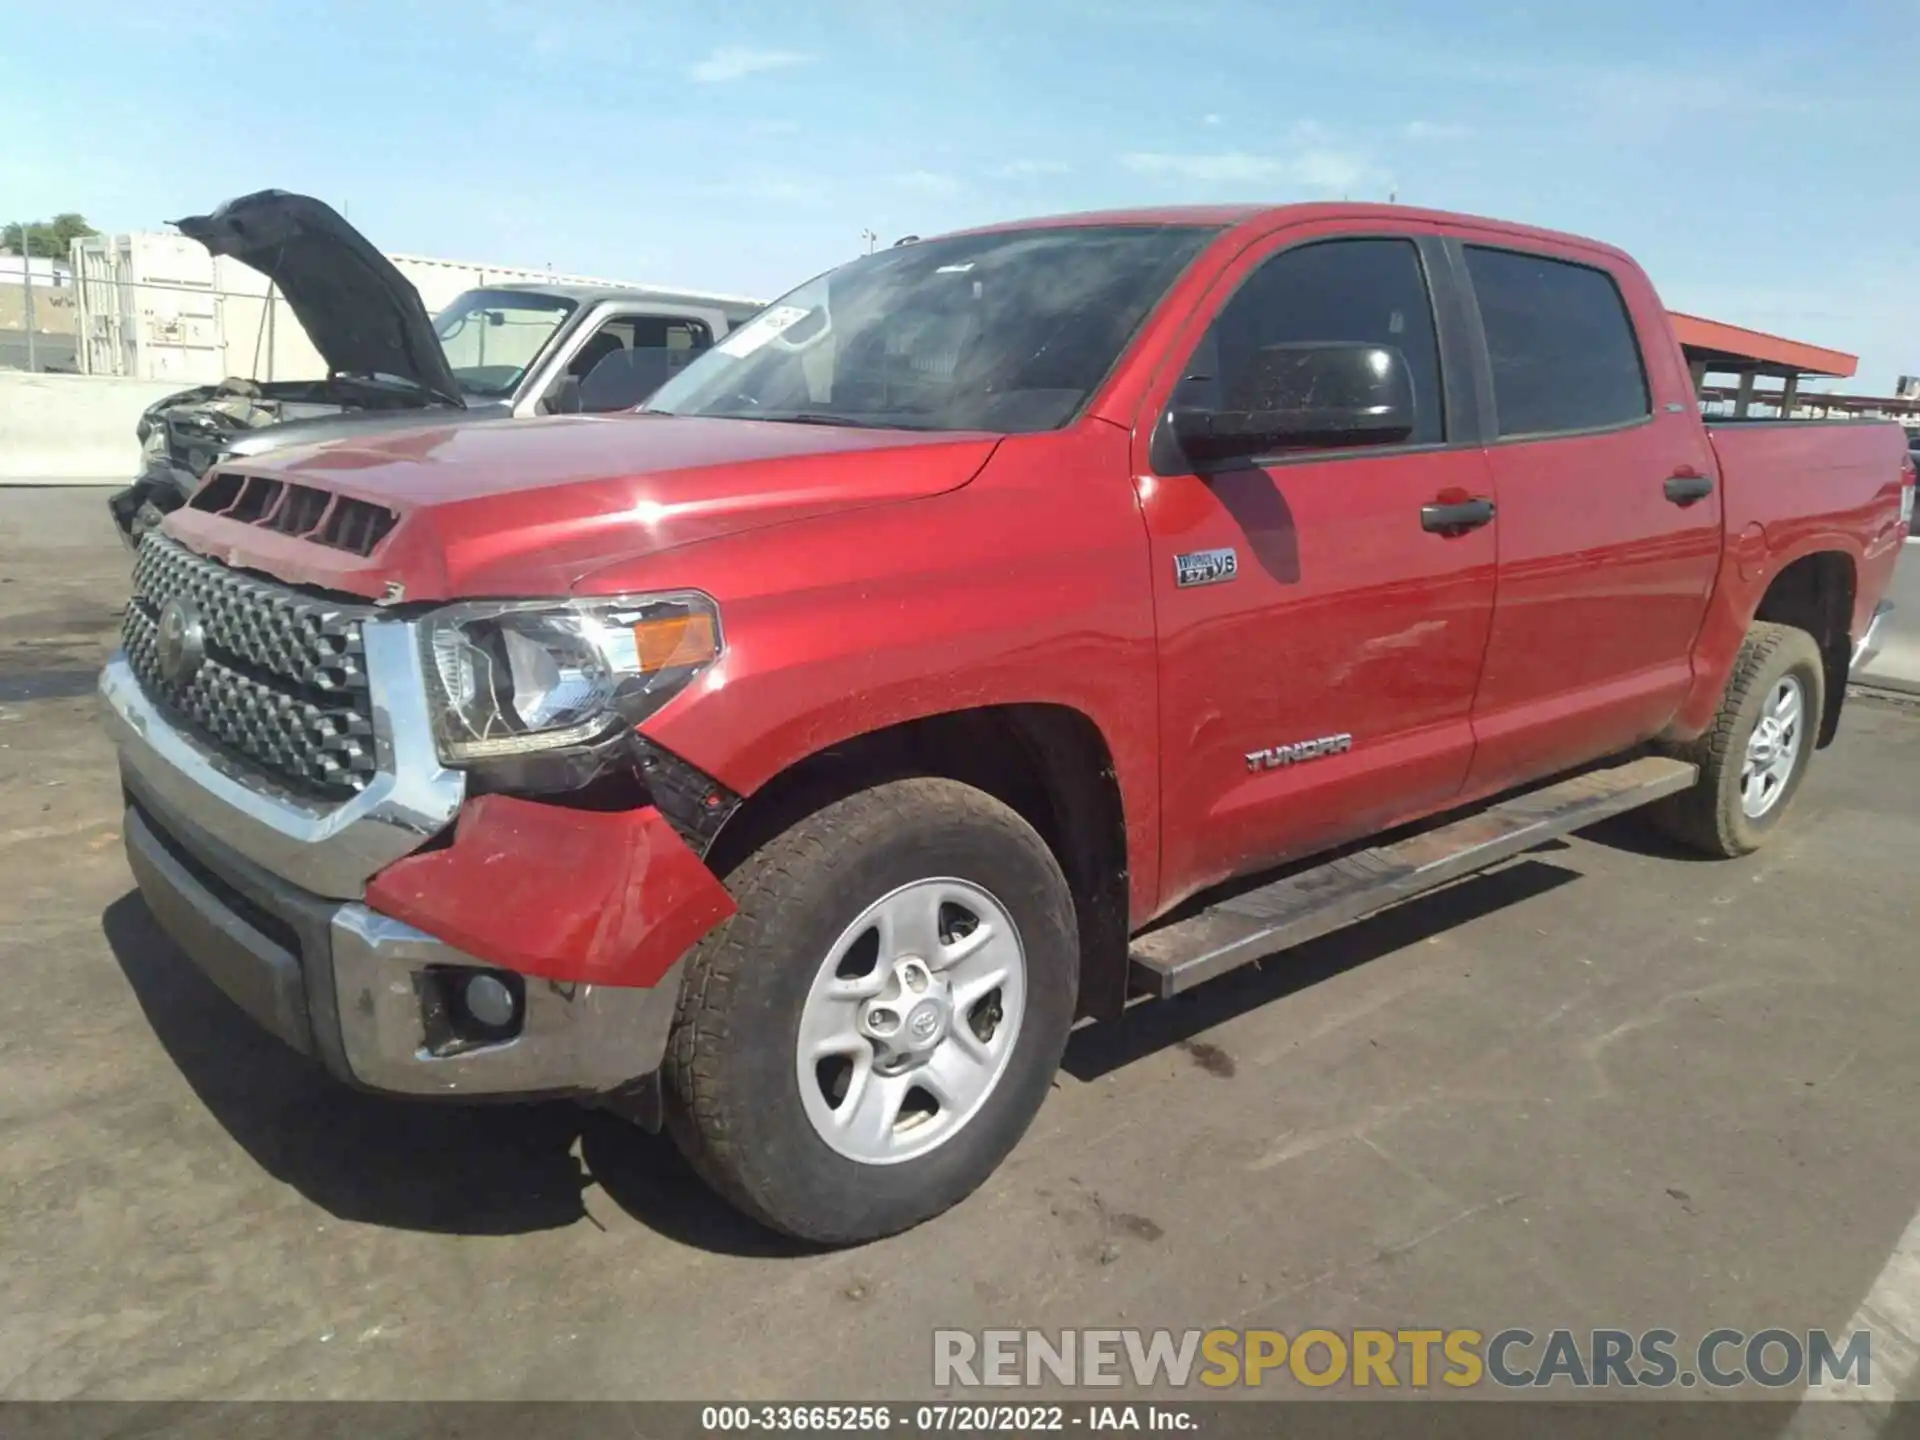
[174,190,465,409]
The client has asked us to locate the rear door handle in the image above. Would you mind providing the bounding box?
[1421,497,1496,533]
[1664,474,1715,505]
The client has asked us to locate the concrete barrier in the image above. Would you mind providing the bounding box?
[0,372,184,485]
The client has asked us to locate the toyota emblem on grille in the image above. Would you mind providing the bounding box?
[156,598,207,685]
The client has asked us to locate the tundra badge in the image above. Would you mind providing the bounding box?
[1246,734,1353,773]
[1175,547,1238,588]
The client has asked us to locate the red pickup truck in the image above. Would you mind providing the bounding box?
[101,203,1913,1244]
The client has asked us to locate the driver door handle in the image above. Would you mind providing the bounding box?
[1421,497,1496,533]
[1664,473,1716,505]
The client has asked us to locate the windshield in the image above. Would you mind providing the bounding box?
[433,289,577,398]
[643,225,1217,433]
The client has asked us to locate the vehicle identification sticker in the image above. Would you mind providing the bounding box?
[715,305,814,358]
[1174,547,1239,588]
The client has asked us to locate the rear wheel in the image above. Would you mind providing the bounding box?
[1650,622,1824,857]
[663,778,1078,1244]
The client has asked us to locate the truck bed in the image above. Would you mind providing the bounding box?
[1706,417,1908,537]
[1706,419,1909,616]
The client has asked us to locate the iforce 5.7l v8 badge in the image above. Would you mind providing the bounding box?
[1174,548,1238,588]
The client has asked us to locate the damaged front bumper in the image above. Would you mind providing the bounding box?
[100,647,735,1106]
[107,461,199,551]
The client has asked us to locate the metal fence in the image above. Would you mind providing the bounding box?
[6,229,720,384]
[17,229,700,387]
[0,264,80,373]
[67,272,327,387]
[0,261,299,382]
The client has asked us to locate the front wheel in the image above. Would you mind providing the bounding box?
[1650,621,1825,857]
[663,778,1078,1244]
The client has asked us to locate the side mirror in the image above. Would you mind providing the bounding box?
[548,376,583,414]
[1169,342,1416,463]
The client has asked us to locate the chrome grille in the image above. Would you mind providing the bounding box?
[123,533,381,797]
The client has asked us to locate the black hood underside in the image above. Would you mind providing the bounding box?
[174,189,465,409]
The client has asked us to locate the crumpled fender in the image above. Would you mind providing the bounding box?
[364,794,737,988]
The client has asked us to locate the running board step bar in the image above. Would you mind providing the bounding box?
[1128,755,1699,1000]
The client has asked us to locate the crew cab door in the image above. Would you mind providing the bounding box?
[1450,238,1722,795]
[1133,225,1498,910]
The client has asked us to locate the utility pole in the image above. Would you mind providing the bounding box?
[861,228,878,254]
[18,222,37,373]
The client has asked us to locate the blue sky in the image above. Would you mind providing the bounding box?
[4,0,1915,386]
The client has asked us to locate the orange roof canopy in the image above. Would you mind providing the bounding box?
[1668,312,1857,380]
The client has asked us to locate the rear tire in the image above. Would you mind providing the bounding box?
[663,778,1078,1245]
[1649,622,1824,858]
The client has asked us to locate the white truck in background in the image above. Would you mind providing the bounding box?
[102,191,765,544]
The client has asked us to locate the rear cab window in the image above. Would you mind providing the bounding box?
[1463,246,1650,439]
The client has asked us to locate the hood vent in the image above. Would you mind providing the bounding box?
[190,472,399,557]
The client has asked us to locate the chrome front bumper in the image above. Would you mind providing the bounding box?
[1853,601,1895,674]
[105,649,679,1101]
[120,773,679,1099]
[99,628,463,900]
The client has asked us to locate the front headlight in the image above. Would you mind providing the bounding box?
[420,594,721,764]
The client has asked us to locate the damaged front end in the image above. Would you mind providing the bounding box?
[100,521,744,1107]
[108,189,468,548]
[109,376,344,546]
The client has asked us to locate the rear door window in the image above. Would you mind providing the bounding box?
[1464,246,1650,438]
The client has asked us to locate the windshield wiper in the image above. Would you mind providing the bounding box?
[735,410,943,431]
[760,411,877,428]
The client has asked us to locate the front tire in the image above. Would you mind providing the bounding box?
[663,778,1078,1244]
[1651,621,1824,857]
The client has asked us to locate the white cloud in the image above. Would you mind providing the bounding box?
[992,159,1072,178]
[481,0,648,59]
[1121,146,1374,193]
[708,174,830,206]
[1291,150,1373,191]
[690,47,813,83]
[1403,120,1471,141]
[1203,113,1223,126]
[890,170,963,196]
[1122,152,1272,183]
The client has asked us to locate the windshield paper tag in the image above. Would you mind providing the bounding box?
[716,305,813,358]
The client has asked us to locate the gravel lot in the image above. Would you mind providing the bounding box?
[2,488,1918,1404]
